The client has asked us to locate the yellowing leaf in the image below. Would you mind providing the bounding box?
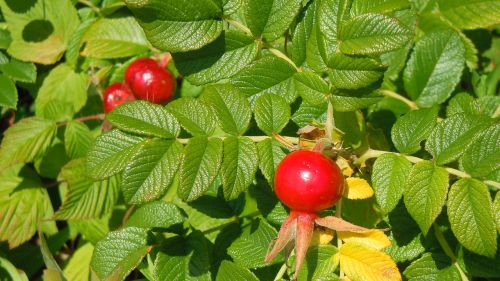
[311,228,335,246]
[345,177,374,199]
[338,230,391,250]
[336,156,354,177]
[340,242,401,281]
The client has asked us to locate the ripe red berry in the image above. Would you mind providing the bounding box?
[102,83,135,113]
[274,150,344,213]
[124,57,175,104]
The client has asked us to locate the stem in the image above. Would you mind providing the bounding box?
[335,200,344,279]
[177,136,300,145]
[274,262,288,281]
[433,224,469,281]
[379,90,418,110]
[201,211,261,235]
[267,48,301,72]
[326,100,334,141]
[77,0,100,14]
[492,104,500,119]
[224,18,252,36]
[122,205,135,226]
[57,114,106,127]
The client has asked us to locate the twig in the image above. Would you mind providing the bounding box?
[57,114,106,127]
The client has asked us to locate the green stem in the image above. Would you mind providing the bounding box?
[224,18,252,36]
[335,200,344,279]
[379,89,418,110]
[200,211,261,235]
[267,47,300,72]
[78,0,100,14]
[274,262,288,281]
[326,100,334,141]
[433,224,469,281]
[177,136,300,145]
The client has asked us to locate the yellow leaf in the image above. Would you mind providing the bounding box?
[344,177,374,199]
[310,228,335,246]
[336,156,354,177]
[340,243,401,281]
[338,230,391,250]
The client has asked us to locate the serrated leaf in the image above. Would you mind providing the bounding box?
[35,64,88,121]
[173,31,258,85]
[425,113,492,165]
[292,102,327,127]
[448,179,497,257]
[372,154,412,214]
[257,138,286,186]
[460,124,500,178]
[0,73,17,109]
[81,17,149,59]
[495,194,500,234]
[223,0,241,15]
[339,13,412,55]
[338,230,391,250]
[203,84,251,135]
[403,253,460,281]
[230,55,298,103]
[55,159,119,220]
[340,242,401,281]
[91,227,149,280]
[403,31,465,107]
[351,0,410,16]
[122,139,183,204]
[253,94,291,135]
[107,101,180,138]
[0,165,54,248]
[404,161,448,234]
[328,54,385,90]
[331,93,383,112]
[167,98,217,136]
[243,0,302,41]
[294,71,329,105]
[391,107,438,154]
[0,117,57,171]
[296,245,339,281]
[154,231,211,281]
[126,0,223,52]
[178,137,223,201]
[345,177,374,200]
[0,58,36,83]
[86,130,145,180]
[63,243,93,281]
[446,92,481,117]
[437,0,500,30]
[126,201,184,229]
[216,260,259,281]
[228,219,278,268]
[221,136,258,199]
[64,120,93,159]
[65,19,96,68]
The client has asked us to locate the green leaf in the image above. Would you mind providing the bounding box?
[202,84,252,135]
[391,107,438,154]
[64,120,93,159]
[178,137,223,201]
[495,194,500,234]
[350,0,410,16]
[126,0,223,52]
[228,219,279,268]
[0,165,54,248]
[0,0,79,64]
[257,138,286,186]
[403,253,460,281]
[291,0,317,67]
[253,94,291,135]
[217,260,259,281]
[55,159,119,220]
[81,17,149,59]
[230,55,298,103]
[65,19,96,68]
[292,102,327,127]
[330,93,383,112]
[339,13,413,55]
[223,0,241,15]
[0,73,17,109]
[167,98,217,136]
[86,130,145,180]
[0,256,29,281]
[448,179,497,257]
[221,136,258,200]
[122,139,183,204]
[446,92,481,117]
[404,161,448,234]
[0,29,12,49]
[126,201,184,229]
[173,31,258,85]
[403,31,465,107]
[63,243,93,281]
[34,139,70,179]
[296,245,339,281]
[107,101,181,138]
[243,0,302,41]
[294,71,329,105]
[0,59,36,83]
[460,124,500,178]
[437,0,500,30]
[154,231,211,281]
[38,230,67,281]
[425,113,492,165]
[459,247,500,278]
[0,117,57,171]
[328,54,385,89]
[372,154,412,214]
[35,64,88,121]
[91,227,149,280]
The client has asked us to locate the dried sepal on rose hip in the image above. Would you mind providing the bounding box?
[265,149,370,279]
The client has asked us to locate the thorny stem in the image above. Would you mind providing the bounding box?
[336,200,344,279]
[57,114,106,127]
[357,149,500,190]
[433,224,470,281]
[379,89,418,110]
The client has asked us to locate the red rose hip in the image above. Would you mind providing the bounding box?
[102,83,135,113]
[125,57,175,104]
[274,150,344,213]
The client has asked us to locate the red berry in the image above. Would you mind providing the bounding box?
[102,83,135,113]
[124,58,175,104]
[274,150,344,213]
